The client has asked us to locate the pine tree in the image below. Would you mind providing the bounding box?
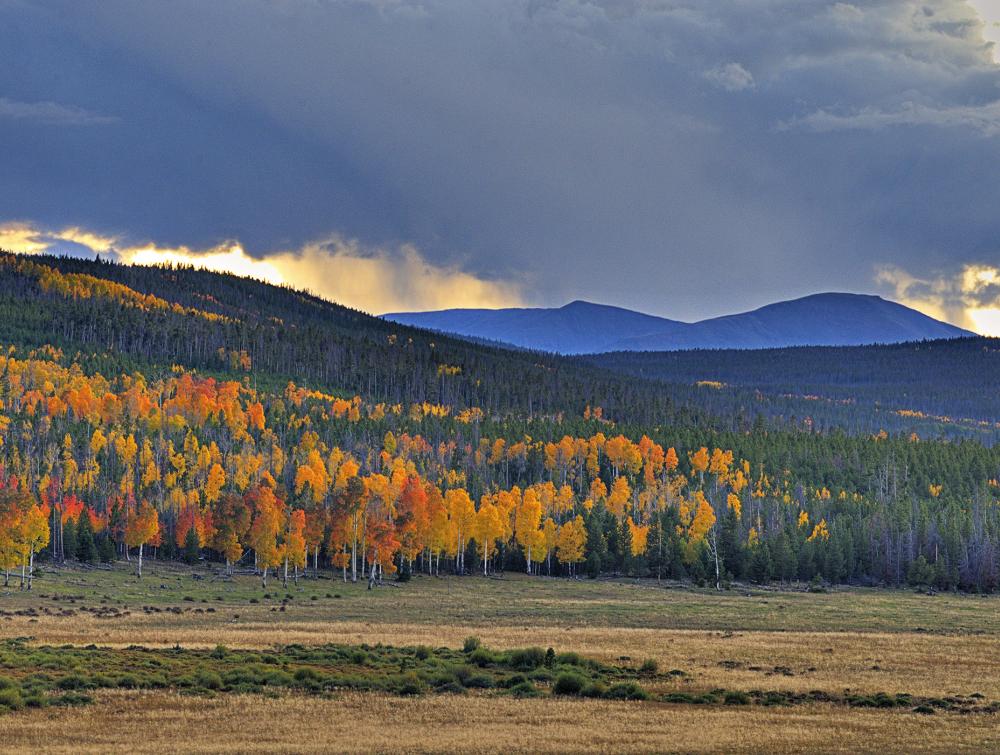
[76,513,98,564]
[184,526,200,565]
[749,543,773,584]
[97,535,116,564]
[62,518,78,563]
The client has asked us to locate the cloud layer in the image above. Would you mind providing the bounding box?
[0,98,117,126]
[1,1,999,322]
[877,263,1000,335]
[0,222,525,314]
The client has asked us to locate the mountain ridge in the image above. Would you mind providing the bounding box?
[384,292,975,354]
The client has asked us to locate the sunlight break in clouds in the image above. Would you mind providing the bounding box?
[876,263,1000,336]
[969,0,1000,62]
[0,222,524,315]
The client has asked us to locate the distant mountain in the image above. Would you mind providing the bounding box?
[384,293,975,354]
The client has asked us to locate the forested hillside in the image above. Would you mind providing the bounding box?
[586,339,1000,445]
[0,253,689,426]
[0,252,998,593]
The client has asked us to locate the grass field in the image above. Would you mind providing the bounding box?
[1,562,999,753]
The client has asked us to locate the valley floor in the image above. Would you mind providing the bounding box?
[2,563,999,753]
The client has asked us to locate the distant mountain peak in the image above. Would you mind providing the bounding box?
[383,292,974,355]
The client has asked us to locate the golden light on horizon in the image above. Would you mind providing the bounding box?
[123,244,286,287]
[0,221,526,314]
[969,307,1000,337]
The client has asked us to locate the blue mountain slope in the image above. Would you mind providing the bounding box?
[383,293,975,355]
[384,300,686,354]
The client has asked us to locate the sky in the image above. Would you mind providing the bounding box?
[1,1,1000,334]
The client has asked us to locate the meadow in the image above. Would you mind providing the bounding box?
[1,562,999,753]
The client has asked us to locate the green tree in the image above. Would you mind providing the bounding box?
[76,513,98,564]
[183,526,200,565]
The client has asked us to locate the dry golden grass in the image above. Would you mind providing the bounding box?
[5,609,999,698]
[1,689,998,754]
[4,565,1000,752]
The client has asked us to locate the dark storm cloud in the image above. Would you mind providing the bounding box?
[1,0,999,319]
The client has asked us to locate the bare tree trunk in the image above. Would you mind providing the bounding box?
[708,530,721,590]
[351,537,357,582]
[136,543,144,578]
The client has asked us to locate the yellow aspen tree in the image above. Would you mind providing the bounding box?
[542,516,558,574]
[556,515,587,575]
[124,501,160,578]
[515,488,542,574]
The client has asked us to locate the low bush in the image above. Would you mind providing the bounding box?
[553,672,586,696]
[639,659,658,675]
[507,647,546,671]
[554,651,583,666]
[462,637,481,653]
[507,681,540,698]
[0,687,24,711]
[603,682,648,701]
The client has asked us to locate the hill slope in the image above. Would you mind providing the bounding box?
[2,250,997,442]
[0,251,689,426]
[385,293,973,354]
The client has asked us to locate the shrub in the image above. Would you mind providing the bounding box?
[261,670,293,686]
[639,659,658,675]
[499,674,528,689]
[663,692,696,704]
[507,681,540,698]
[462,674,495,689]
[434,681,466,695]
[53,692,93,707]
[210,645,229,660]
[449,665,474,685]
[393,672,426,696]
[0,687,24,711]
[581,682,607,698]
[507,647,546,671]
[57,675,92,691]
[293,667,322,684]
[469,647,496,667]
[553,672,586,696]
[223,668,263,687]
[603,682,649,701]
[462,636,481,653]
[554,651,582,666]
[414,646,432,661]
[724,690,751,705]
[195,670,223,690]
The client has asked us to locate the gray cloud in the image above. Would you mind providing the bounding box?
[782,100,1000,135]
[0,98,117,125]
[705,62,755,91]
[1,1,999,321]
